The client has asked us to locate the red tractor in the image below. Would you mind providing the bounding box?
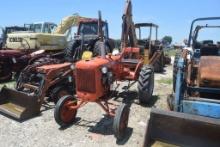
[54,0,154,140]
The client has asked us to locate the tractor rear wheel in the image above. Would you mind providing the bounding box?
[173,52,180,92]
[113,103,130,140]
[153,53,164,73]
[93,41,111,56]
[54,95,77,127]
[138,65,154,104]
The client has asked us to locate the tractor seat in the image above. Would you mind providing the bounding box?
[199,56,220,87]
[36,62,71,73]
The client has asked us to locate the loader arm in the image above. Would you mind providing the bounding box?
[54,14,87,34]
[121,0,137,49]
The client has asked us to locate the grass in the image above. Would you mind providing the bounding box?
[164,48,178,57]
[157,78,173,85]
[0,80,16,89]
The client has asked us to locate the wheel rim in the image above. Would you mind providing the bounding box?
[60,100,77,123]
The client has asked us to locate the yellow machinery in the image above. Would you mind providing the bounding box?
[5,14,82,51]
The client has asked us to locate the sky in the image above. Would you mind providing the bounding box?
[0,0,219,43]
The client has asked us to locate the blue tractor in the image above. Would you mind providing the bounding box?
[143,17,220,147]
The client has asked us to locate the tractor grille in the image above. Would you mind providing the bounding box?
[76,69,96,93]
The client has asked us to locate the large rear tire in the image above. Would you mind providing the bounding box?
[153,53,164,73]
[138,65,154,104]
[54,95,77,127]
[93,41,111,56]
[113,103,130,140]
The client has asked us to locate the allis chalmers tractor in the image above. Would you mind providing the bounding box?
[53,0,154,140]
[0,13,114,120]
[143,17,220,147]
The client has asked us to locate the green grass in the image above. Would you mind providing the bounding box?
[0,80,16,89]
[157,78,173,85]
[164,49,178,57]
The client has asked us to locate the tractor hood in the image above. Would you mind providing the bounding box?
[6,33,67,51]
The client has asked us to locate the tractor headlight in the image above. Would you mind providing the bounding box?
[70,64,75,70]
[101,66,108,74]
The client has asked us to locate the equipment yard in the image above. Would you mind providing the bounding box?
[0,65,172,147]
[1,0,219,146]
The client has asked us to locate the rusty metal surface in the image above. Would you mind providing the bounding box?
[199,56,220,87]
[0,62,73,120]
[0,50,27,57]
[0,87,40,120]
[76,68,96,93]
[149,50,162,65]
[36,62,71,73]
[143,108,220,147]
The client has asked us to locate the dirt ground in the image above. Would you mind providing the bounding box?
[0,65,173,147]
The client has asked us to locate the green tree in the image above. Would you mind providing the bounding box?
[162,36,172,45]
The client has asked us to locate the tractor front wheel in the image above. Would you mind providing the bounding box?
[138,65,154,104]
[54,95,77,127]
[113,103,130,140]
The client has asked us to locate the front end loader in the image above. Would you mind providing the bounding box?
[143,17,220,146]
[0,62,74,120]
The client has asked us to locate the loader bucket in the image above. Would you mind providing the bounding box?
[0,87,41,120]
[143,108,220,147]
